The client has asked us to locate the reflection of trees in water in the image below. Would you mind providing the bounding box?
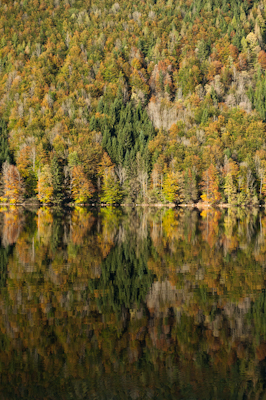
[89,237,154,314]
[1,207,266,397]
[1,207,25,247]
[0,245,10,289]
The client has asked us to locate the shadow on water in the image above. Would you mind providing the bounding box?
[0,206,266,399]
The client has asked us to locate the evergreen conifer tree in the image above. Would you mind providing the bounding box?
[51,155,64,204]
[0,120,11,170]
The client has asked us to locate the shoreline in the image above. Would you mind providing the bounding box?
[0,202,264,209]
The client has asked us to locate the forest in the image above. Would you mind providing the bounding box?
[1,0,266,205]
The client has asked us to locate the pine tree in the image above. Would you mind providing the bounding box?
[252,71,266,121]
[0,120,11,169]
[51,155,64,204]
[181,169,198,203]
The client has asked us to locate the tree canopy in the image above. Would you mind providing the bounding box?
[1,0,266,204]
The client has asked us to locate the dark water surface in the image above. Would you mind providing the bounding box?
[1,206,266,399]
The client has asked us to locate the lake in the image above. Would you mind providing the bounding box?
[0,206,266,399]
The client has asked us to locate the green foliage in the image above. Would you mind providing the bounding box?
[250,71,266,121]
[51,155,64,205]
[94,95,155,168]
[100,172,123,205]
[89,236,153,314]
[0,120,11,169]
[181,169,198,203]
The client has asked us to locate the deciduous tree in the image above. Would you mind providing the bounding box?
[36,165,53,204]
[200,164,221,204]
[2,162,24,203]
[71,165,95,204]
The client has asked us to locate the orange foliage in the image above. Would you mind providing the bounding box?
[200,164,221,204]
[2,163,24,203]
[71,165,95,203]
[258,50,266,70]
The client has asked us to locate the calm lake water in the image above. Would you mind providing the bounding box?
[1,206,266,399]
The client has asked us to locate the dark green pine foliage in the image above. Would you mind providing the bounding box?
[91,92,155,169]
[249,71,266,121]
[197,39,211,62]
[138,36,156,59]
[182,169,198,203]
[183,0,257,21]
[0,120,11,169]
[181,0,259,50]
[51,155,64,205]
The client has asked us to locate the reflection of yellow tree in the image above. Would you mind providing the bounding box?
[147,207,266,302]
[70,207,95,245]
[1,207,24,247]
[223,209,239,253]
[15,233,35,269]
[255,216,266,264]
[148,209,196,285]
[36,207,53,245]
[162,209,179,240]
[98,208,121,258]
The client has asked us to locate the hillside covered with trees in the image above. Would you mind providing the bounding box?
[1,0,266,205]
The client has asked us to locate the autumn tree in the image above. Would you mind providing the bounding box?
[98,152,122,205]
[71,165,95,204]
[162,171,179,203]
[17,145,37,198]
[224,160,239,204]
[100,170,122,205]
[258,50,266,70]
[200,164,221,204]
[36,165,53,204]
[2,162,24,203]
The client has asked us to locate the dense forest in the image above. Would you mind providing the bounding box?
[1,0,266,204]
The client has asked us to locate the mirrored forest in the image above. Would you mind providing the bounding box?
[0,206,266,398]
